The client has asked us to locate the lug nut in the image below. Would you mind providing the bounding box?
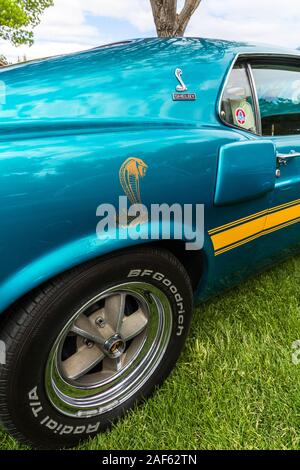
[96,317,106,328]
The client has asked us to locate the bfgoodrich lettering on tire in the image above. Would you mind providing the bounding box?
[0,247,193,449]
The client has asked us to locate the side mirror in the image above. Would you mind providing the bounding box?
[214,140,276,206]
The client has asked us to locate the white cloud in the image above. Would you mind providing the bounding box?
[82,0,153,31]
[0,0,299,63]
[187,0,300,49]
[0,0,157,63]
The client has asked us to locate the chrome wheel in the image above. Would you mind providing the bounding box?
[45,282,173,418]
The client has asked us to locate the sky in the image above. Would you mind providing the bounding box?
[1,0,300,63]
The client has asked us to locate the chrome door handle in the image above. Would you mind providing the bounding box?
[277,150,300,165]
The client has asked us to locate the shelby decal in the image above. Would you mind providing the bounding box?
[235,107,246,126]
[175,68,188,92]
[127,269,185,336]
[173,68,197,101]
[119,157,148,205]
[172,93,196,101]
[28,387,100,435]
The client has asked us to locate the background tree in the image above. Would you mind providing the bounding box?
[150,0,201,37]
[0,54,8,65]
[0,0,53,46]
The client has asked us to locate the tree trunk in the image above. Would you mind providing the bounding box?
[150,0,201,37]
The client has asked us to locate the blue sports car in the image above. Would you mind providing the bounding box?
[0,37,299,448]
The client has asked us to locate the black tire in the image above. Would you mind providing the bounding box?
[0,247,193,449]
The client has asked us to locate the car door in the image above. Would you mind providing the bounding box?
[203,60,279,294]
[249,57,300,261]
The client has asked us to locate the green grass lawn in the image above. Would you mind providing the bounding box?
[2,255,300,450]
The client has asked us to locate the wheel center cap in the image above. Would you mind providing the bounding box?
[104,334,126,358]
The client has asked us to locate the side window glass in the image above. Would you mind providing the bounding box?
[221,64,257,134]
[252,63,300,136]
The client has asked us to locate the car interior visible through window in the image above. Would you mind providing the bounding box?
[251,62,300,137]
[220,63,257,134]
[220,57,300,138]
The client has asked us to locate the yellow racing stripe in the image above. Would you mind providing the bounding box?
[265,204,300,230]
[210,198,300,256]
[211,216,266,251]
[209,197,300,236]
[208,207,269,235]
[215,216,300,256]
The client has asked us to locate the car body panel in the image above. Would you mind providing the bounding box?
[238,134,300,270]
[0,38,299,313]
[0,126,244,312]
[214,140,276,206]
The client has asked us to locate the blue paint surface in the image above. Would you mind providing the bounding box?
[0,38,299,313]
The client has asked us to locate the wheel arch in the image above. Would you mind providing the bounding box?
[0,235,206,318]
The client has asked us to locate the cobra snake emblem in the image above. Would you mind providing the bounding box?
[119,157,148,205]
[175,68,188,92]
